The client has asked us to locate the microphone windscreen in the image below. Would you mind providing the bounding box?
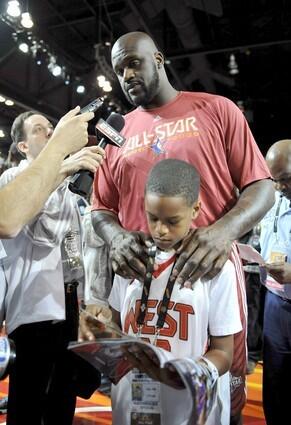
[106,112,125,132]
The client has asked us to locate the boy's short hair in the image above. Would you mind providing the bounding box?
[145,159,200,205]
[10,111,37,158]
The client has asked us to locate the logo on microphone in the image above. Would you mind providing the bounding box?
[96,118,125,147]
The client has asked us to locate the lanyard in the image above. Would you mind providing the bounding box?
[136,246,176,339]
[273,195,283,241]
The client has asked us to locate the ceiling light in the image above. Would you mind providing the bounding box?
[7,1,21,18]
[19,42,29,53]
[64,74,71,85]
[76,85,85,94]
[5,99,14,106]
[0,96,6,103]
[228,54,239,75]
[52,65,62,77]
[97,75,106,87]
[20,12,34,28]
[47,56,62,77]
[0,130,5,138]
[102,81,112,92]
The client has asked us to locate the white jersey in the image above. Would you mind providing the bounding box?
[109,250,242,425]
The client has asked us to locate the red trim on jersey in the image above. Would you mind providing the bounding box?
[152,254,176,279]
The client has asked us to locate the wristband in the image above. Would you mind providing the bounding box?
[199,356,219,387]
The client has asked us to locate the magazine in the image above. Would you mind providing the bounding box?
[69,315,176,385]
[237,243,291,298]
[68,312,217,424]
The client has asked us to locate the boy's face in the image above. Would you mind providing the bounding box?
[145,193,199,251]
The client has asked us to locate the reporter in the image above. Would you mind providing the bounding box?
[0,106,94,238]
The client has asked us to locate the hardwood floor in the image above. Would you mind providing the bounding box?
[0,364,266,424]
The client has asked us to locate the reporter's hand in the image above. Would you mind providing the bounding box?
[110,231,153,280]
[265,262,291,284]
[49,106,94,157]
[172,225,232,288]
[61,145,106,177]
[78,304,112,342]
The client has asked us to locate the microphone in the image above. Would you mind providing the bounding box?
[68,112,125,197]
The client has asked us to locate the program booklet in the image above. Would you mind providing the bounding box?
[237,242,291,298]
[69,317,175,385]
[68,314,217,424]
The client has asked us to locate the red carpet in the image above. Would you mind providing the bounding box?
[0,364,265,424]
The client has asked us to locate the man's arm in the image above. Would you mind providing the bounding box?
[0,107,94,238]
[173,178,275,285]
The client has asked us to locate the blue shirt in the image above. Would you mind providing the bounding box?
[260,190,291,298]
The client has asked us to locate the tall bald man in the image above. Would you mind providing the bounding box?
[260,139,291,425]
[91,31,274,423]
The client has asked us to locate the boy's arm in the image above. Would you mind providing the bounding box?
[111,307,122,329]
[203,334,234,376]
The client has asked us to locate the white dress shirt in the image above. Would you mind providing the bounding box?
[0,160,78,334]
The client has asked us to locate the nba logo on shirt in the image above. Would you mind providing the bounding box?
[150,138,166,155]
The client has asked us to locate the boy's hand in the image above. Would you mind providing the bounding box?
[78,304,112,341]
[110,231,153,281]
[172,226,232,288]
[265,262,291,284]
[124,345,184,389]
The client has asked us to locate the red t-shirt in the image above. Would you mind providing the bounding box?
[92,91,271,232]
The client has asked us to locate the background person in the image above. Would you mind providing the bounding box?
[260,139,291,425]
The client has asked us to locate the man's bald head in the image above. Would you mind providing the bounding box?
[266,139,291,198]
[266,140,291,174]
[111,32,159,61]
[111,32,171,108]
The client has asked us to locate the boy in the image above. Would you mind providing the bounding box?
[108,159,242,425]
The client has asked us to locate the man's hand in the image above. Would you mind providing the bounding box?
[265,262,291,284]
[60,145,106,177]
[49,106,94,157]
[124,345,184,389]
[110,231,153,280]
[78,304,112,341]
[173,225,233,288]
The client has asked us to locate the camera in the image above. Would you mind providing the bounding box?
[0,336,16,380]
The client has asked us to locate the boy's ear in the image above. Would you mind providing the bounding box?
[192,200,201,220]
[17,141,28,156]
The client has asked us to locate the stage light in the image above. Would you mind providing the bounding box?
[52,65,62,76]
[18,42,29,53]
[76,85,85,94]
[64,74,71,85]
[0,96,6,103]
[0,130,5,138]
[97,75,106,87]
[5,100,14,106]
[7,1,21,18]
[20,12,34,29]
[102,81,112,92]
[228,54,239,75]
[47,55,62,77]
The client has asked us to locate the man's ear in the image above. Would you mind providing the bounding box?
[154,52,164,68]
[17,141,28,156]
[192,200,201,220]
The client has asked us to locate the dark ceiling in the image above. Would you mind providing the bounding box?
[0,0,291,157]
